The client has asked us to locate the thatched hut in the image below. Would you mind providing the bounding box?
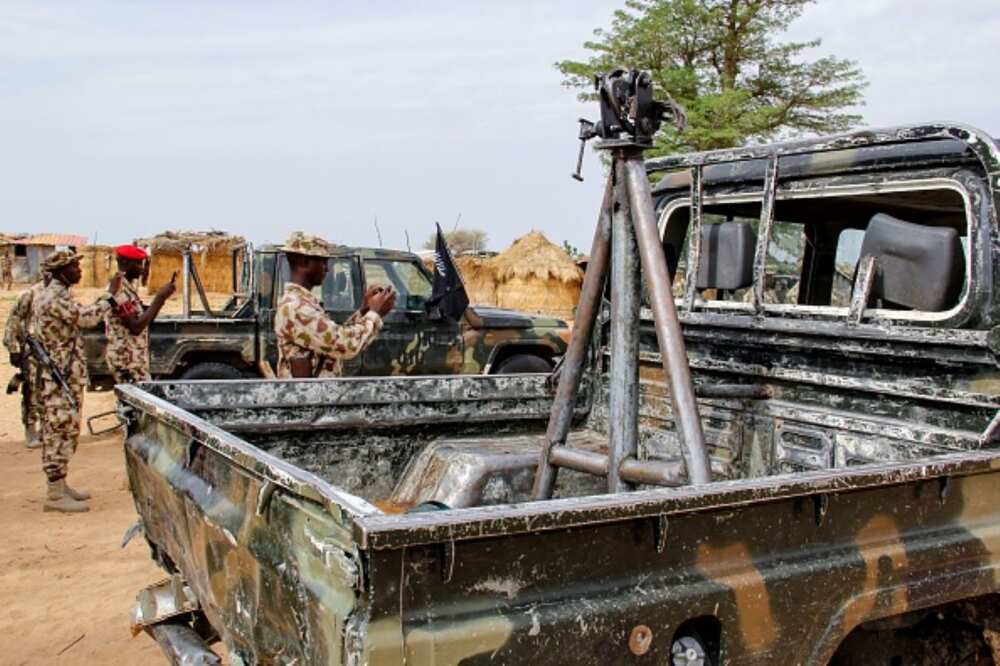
[491,231,582,320]
[135,231,247,292]
[78,245,117,288]
[455,255,498,306]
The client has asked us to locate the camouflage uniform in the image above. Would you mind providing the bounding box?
[34,265,116,482]
[275,283,382,378]
[2,280,48,440]
[274,232,383,378]
[0,247,12,290]
[104,281,151,384]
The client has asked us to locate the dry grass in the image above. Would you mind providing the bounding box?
[490,231,581,319]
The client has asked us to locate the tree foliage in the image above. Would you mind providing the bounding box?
[423,229,489,254]
[557,0,867,153]
[562,240,583,259]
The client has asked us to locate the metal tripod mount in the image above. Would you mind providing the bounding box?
[533,69,710,500]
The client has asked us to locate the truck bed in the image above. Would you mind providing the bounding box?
[118,369,1000,664]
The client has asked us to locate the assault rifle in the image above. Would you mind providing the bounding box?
[24,335,78,409]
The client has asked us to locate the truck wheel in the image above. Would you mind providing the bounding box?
[494,354,552,374]
[180,362,244,381]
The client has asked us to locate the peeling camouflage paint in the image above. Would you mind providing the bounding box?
[120,123,1000,664]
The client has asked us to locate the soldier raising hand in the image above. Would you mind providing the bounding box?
[104,245,175,384]
[274,232,395,378]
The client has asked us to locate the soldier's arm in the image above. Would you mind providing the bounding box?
[71,293,115,329]
[117,277,176,335]
[3,291,31,358]
[117,292,169,335]
[290,303,383,361]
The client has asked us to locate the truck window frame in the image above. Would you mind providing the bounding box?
[361,258,434,313]
[273,253,363,313]
[657,174,980,327]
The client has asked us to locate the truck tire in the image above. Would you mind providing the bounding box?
[180,362,244,381]
[494,354,552,374]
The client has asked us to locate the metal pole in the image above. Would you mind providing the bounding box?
[532,177,613,500]
[181,250,191,319]
[621,150,712,485]
[607,162,640,492]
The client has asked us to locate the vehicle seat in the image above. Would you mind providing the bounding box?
[856,213,965,311]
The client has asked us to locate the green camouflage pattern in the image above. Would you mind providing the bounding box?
[119,123,1000,664]
[84,246,570,386]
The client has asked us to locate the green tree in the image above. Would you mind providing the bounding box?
[562,240,583,259]
[557,0,866,154]
[424,229,489,254]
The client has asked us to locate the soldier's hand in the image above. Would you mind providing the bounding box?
[369,287,396,317]
[360,286,383,315]
[109,272,124,295]
[156,279,177,299]
[9,353,21,367]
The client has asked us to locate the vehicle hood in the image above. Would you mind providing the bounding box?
[465,306,567,330]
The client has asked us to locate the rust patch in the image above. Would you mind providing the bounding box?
[841,513,910,632]
[695,541,777,652]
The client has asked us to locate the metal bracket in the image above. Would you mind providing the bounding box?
[441,541,456,582]
[184,439,202,469]
[121,520,144,548]
[655,515,669,553]
[814,493,830,526]
[256,481,277,522]
[849,255,879,325]
[86,409,126,436]
[938,476,951,504]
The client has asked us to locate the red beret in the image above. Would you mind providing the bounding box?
[115,245,148,260]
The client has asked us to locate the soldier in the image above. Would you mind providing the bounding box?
[104,245,176,384]
[3,272,51,448]
[274,232,396,378]
[0,245,13,290]
[33,249,123,513]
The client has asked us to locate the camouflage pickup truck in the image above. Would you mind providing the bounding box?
[84,244,569,386]
[119,119,1000,665]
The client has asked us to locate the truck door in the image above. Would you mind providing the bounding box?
[360,258,464,375]
[264,253,364,376]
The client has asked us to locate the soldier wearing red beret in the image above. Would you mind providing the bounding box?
[103,245,176,384]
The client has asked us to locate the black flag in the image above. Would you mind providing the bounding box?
[425,223,470,321]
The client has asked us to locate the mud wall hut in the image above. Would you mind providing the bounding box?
[491,231,582,320]
[78,245,116,288]
[135,232,247,293]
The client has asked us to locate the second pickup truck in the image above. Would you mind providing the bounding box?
[84,244,570,386]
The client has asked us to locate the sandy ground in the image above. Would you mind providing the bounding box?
[0,285,229,665]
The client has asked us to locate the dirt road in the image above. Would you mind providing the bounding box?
[0,286,228,665]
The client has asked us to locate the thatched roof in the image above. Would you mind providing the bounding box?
[134,231,246,254]
[490,231,583,285]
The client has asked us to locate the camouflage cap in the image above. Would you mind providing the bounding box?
[41,249,81,271]
[280,232,338,258]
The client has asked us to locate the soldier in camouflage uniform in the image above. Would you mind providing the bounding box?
[274,232,396,378]
[34,250,123,513]
[3,272,51,448]
[0,245,13,290]
[104,245,176,384]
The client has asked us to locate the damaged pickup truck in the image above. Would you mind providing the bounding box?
[119,71,1000,665]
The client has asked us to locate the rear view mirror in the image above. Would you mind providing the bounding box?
[696,222,756,290]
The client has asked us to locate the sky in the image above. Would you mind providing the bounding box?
[2,1,998,252]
